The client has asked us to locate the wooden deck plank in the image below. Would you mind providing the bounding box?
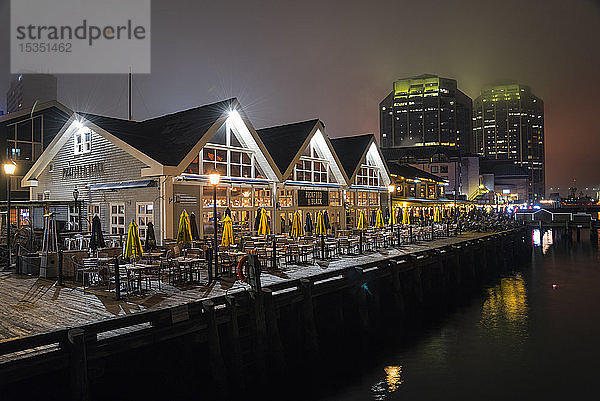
[0,232,489,342]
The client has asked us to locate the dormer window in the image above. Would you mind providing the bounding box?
[74,129,92,155]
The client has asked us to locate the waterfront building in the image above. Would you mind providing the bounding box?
[379,74,472,153]
[382,145,479,201]
[20,99,392,242]
[330,133,392,228]
[386,162,448,207]
[472,82,544,201]
[257,120,353,233]
[6,74,58,113]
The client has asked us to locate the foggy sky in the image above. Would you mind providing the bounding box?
[1,0,599,195]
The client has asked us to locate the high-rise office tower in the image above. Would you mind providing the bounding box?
[6,74,57,113]
[472,82,544,200]
[379,74,472,152]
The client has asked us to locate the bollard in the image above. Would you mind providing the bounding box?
[272,238,277,269]
[409,225,413,243]
[114,258,121,300]
[57,250,63,286]
[431,223,434,241]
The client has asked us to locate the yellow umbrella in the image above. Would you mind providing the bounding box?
[357,210,367,230]
[221,215,234,247]
[436,207,441,222]
[291,210,303,238]
[375,208,384,228]
[402,208,410,225]
[124,220,143,259]
[315,211,326,235]
[176,210,193,246]
[258,208,270,235]
[389,207,397,225]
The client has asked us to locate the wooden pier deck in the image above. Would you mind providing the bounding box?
[0,231,488,342]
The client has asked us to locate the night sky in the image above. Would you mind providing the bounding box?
[1,0,599,195]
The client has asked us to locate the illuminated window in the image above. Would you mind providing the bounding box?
[329,190,341,206]
[74,128,92,155]
[231,187,252,208]
[110,203,125,235]
[279,189,294,207]
[136,202,153,242]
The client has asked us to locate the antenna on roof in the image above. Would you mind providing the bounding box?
[128,67,133,121]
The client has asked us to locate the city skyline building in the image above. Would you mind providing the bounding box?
[472,82,545,200]
[379,74,472,153]
[6,74,57,113]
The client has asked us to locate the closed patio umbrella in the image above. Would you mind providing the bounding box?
[402,208,410,225]
[315,211,326,235]
[384,208,390,225]
[221,215,234,247]
[225,207,232,218]
[305,212,313,234]
[281,215,286,233]
[124,220,143,260]
[323,210,331,230]
[254,208,262,232]
[357,210,367,230]
[144,221,157,251]
[291,211,303,238]
[176,210,192,247]
[389,207,397,225]
[258,208,270,235]
[370,210,376,227]
[375,209,385,228]
[189,212,200,241]
[89,215,105,251]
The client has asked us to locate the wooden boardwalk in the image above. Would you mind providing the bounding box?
[0,232,487,342]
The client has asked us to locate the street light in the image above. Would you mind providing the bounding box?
[388,184,395,245]
[72,188,80,231]
[209,173,220,277]
[3,161,16,269]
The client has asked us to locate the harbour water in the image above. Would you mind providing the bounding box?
[319,228,600,400]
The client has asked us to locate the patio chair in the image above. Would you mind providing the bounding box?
[74,258,100,292]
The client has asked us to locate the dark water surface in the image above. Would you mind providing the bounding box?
[322,229,600,400]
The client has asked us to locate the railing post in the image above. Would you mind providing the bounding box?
[202,300,229,399]
[299,279,320,362]
[67,328,90,401]
[263,288,286,375]
[225,295,244,394]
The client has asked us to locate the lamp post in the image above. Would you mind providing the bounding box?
[388,184,395,245]
[209,173,220,278]
[72,188,80,231]
[3,161,16,269]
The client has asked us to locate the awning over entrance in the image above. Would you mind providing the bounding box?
[90,180,157,191]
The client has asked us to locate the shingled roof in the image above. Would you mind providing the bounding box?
[330,134,374,179]
[255,119,319,175]
[387,161,447,183]
[80,98,235,166]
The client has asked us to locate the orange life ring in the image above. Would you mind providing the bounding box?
[237,255,249,282]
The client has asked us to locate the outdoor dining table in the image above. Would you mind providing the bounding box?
[175,257,207,283]
[123,263,156,293]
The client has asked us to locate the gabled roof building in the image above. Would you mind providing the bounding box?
[20,99,394,240]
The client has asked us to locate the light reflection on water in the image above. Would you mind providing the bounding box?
[480,274,529,334]
[371,365,404,400]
